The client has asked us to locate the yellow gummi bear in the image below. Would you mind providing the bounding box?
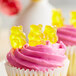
[70,11,76,28]
[10,26,26,49]
[44,25,58,44]
[28,24,45,46]
[52,9,64,28]
[32,0,40,2]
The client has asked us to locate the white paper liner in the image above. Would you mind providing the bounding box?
[5,59,69,76]
[65,45,76,76]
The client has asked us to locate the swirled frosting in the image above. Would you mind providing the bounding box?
[7,41,67,71]
[57,26,76,46]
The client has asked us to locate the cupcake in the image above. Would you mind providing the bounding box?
[57,10,76,76]
[57,26,76,76]
[5,25,69,76]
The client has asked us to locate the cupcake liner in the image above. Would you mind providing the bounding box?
[65,45,76,76]
[5,59,69,76]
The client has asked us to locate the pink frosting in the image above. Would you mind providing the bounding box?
[7,41,67,71]
[57,26,76,46]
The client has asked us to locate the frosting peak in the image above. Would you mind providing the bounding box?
[7,41,67,71]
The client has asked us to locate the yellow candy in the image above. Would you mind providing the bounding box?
[28,24,45,46]
[70,11,76,28]
[32,0,40,2]
[10,26,26,49]
[52,9,64,28]
[44,25,58,44]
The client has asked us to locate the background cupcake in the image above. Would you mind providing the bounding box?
[57,11,76,76]
[5,25,69,76]
[57,26,76,76]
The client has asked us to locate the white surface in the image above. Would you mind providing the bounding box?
[0,29,10,61]
[0,61,7,76]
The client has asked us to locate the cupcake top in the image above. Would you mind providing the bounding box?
[7,25,67,71]
[57,26,76,46]
[7,41,67,71]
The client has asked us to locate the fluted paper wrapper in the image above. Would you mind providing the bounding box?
[66,46,76,76]
[5,59,69,76]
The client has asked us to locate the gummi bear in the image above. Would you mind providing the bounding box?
[52,9,64,28]
[70,11,76,28]
[44,25,58,44]
[28,24,45,46]
[10,26,26,49]
[32,0,40,2]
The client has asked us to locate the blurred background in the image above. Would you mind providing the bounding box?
[0,0,76,61]
[1,0,76,29]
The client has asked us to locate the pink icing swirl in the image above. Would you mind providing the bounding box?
[7,41,67,71]
[57,26,76,46]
